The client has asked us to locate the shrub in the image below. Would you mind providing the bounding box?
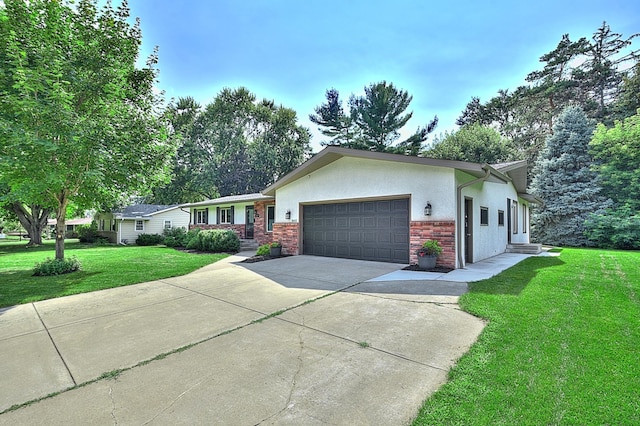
[256,244,270,256]
[135,233,164,246]
[584,208,640,249]
[77,220,99,243]
[33,256,82,276]
[186,229,240,253]
[163,227,189,247]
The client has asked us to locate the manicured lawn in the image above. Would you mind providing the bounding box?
[414,248,640,425]
[0,240,228,308]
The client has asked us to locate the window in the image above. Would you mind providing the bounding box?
[498,210,505,226]
[512,201,518,234]
[111,219,116,231]
[196,209,208,225]
[480,207,489,226]
[266,205,275,232]
[522,204,528,233]
[99,219,105,231]
[135,220,144,231]
[220,208,231,224]
[164,220,172,230]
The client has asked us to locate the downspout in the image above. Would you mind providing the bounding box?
[118,217,125,245]
[456,166,492,269]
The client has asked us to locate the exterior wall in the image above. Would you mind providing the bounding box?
[275,157,457,223]
[409,221,456,268]
[456,170,530,263]
[273,222,299,255]
[189,201,273,243]
[96,208,190,244]
[254,200,274,246]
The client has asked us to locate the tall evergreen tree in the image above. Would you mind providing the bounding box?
[530,107,611,246]
[308,89,355,146]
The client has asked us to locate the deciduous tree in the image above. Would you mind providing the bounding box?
[426,124,520,164]
[0,0,175,259]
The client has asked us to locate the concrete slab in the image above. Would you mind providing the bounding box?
[349,279,469,305]
[197,277,328,314]
[0,304,43,340]
[240,255,405,285]
[47,294,261,384]
[279,292,485,370]
[0,331,74,412]
[33,281,193,328]
[0,319,449,425]
[445,253,531,282]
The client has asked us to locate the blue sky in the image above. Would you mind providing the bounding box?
[125,0,639,151]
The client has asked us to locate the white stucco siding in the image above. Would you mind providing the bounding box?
[457,171,530,262]
[275,157,457,222]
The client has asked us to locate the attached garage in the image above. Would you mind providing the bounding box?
[302,198,410,264]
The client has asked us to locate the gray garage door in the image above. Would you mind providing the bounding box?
[303,198,410,264]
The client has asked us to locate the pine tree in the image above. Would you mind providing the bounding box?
[530,106,611,246]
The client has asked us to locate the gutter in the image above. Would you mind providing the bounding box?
[456,166,492,269]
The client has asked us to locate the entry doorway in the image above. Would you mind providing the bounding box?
[464,198,473,264]
[245,206,254,239]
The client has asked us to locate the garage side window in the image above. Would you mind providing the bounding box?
[266,205,275,232]
[498,210,505,226]
[135,220,144,231]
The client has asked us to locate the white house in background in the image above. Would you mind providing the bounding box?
[47,217,93,237]
[96,204,190,244]
[185,147,541,269]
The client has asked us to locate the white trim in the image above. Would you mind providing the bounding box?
[135,220,144,232]
[164,220,172,230]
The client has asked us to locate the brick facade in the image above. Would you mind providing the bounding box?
[253,200,274,246]
[272,222,300,255]
[410,221,456,268]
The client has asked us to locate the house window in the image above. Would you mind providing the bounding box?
[480,207,489,226]
[66,225,74,231]
[498,210,505,226]
[135,220,144,231]
[99,219,105,231]
[522,204,528,233]
[111,219,116,231]
[196,209,208,225]
[512,201,518,234]
[164,220,172,230]
[266,205,275,232]
[220,208,232,224]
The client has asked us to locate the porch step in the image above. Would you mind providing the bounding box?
[239,239,259,251]
[506,243,542,254]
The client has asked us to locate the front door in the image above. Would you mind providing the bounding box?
[245,206,254,239]
[464,198,473,264]
[507,199,512,244]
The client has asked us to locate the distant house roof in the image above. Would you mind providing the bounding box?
[112,204,184,219]
[184,193,273,208]
[47,217,93,226]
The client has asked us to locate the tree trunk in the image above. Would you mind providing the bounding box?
[10,202,52,246]
[55,193,69,260]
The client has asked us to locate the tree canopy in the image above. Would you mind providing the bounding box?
[148,88,311,203]
[310,81,438,154]
[0,0,175,259]
[530,107,611,246]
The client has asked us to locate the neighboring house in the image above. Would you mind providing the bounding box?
[186,146,541,269]
[95,204,190,244]
[47,217,93,236]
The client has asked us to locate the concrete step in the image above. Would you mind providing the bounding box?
[239,239,259,250]
[506,243,542,254]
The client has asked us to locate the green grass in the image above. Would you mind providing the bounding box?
[413,248,640,425]
[0,240,228,308]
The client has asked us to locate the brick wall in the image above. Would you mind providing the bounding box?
[190,224,246,239]
[273,222,299,255]
[410,221,456,268]
[253,200,274,246]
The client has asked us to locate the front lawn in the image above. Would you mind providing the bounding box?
[414,248,640,425]
[0,240,228,308]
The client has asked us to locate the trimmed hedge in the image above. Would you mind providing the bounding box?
[185,229,239,253]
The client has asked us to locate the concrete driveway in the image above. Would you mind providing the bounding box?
[0,254,488,425]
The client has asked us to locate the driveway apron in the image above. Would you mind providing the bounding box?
[0,254,487,425]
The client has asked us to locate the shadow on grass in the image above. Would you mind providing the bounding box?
[467,255,565,296]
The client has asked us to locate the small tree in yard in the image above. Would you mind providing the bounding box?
[0,0,176,260]
[530,106,611,246]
